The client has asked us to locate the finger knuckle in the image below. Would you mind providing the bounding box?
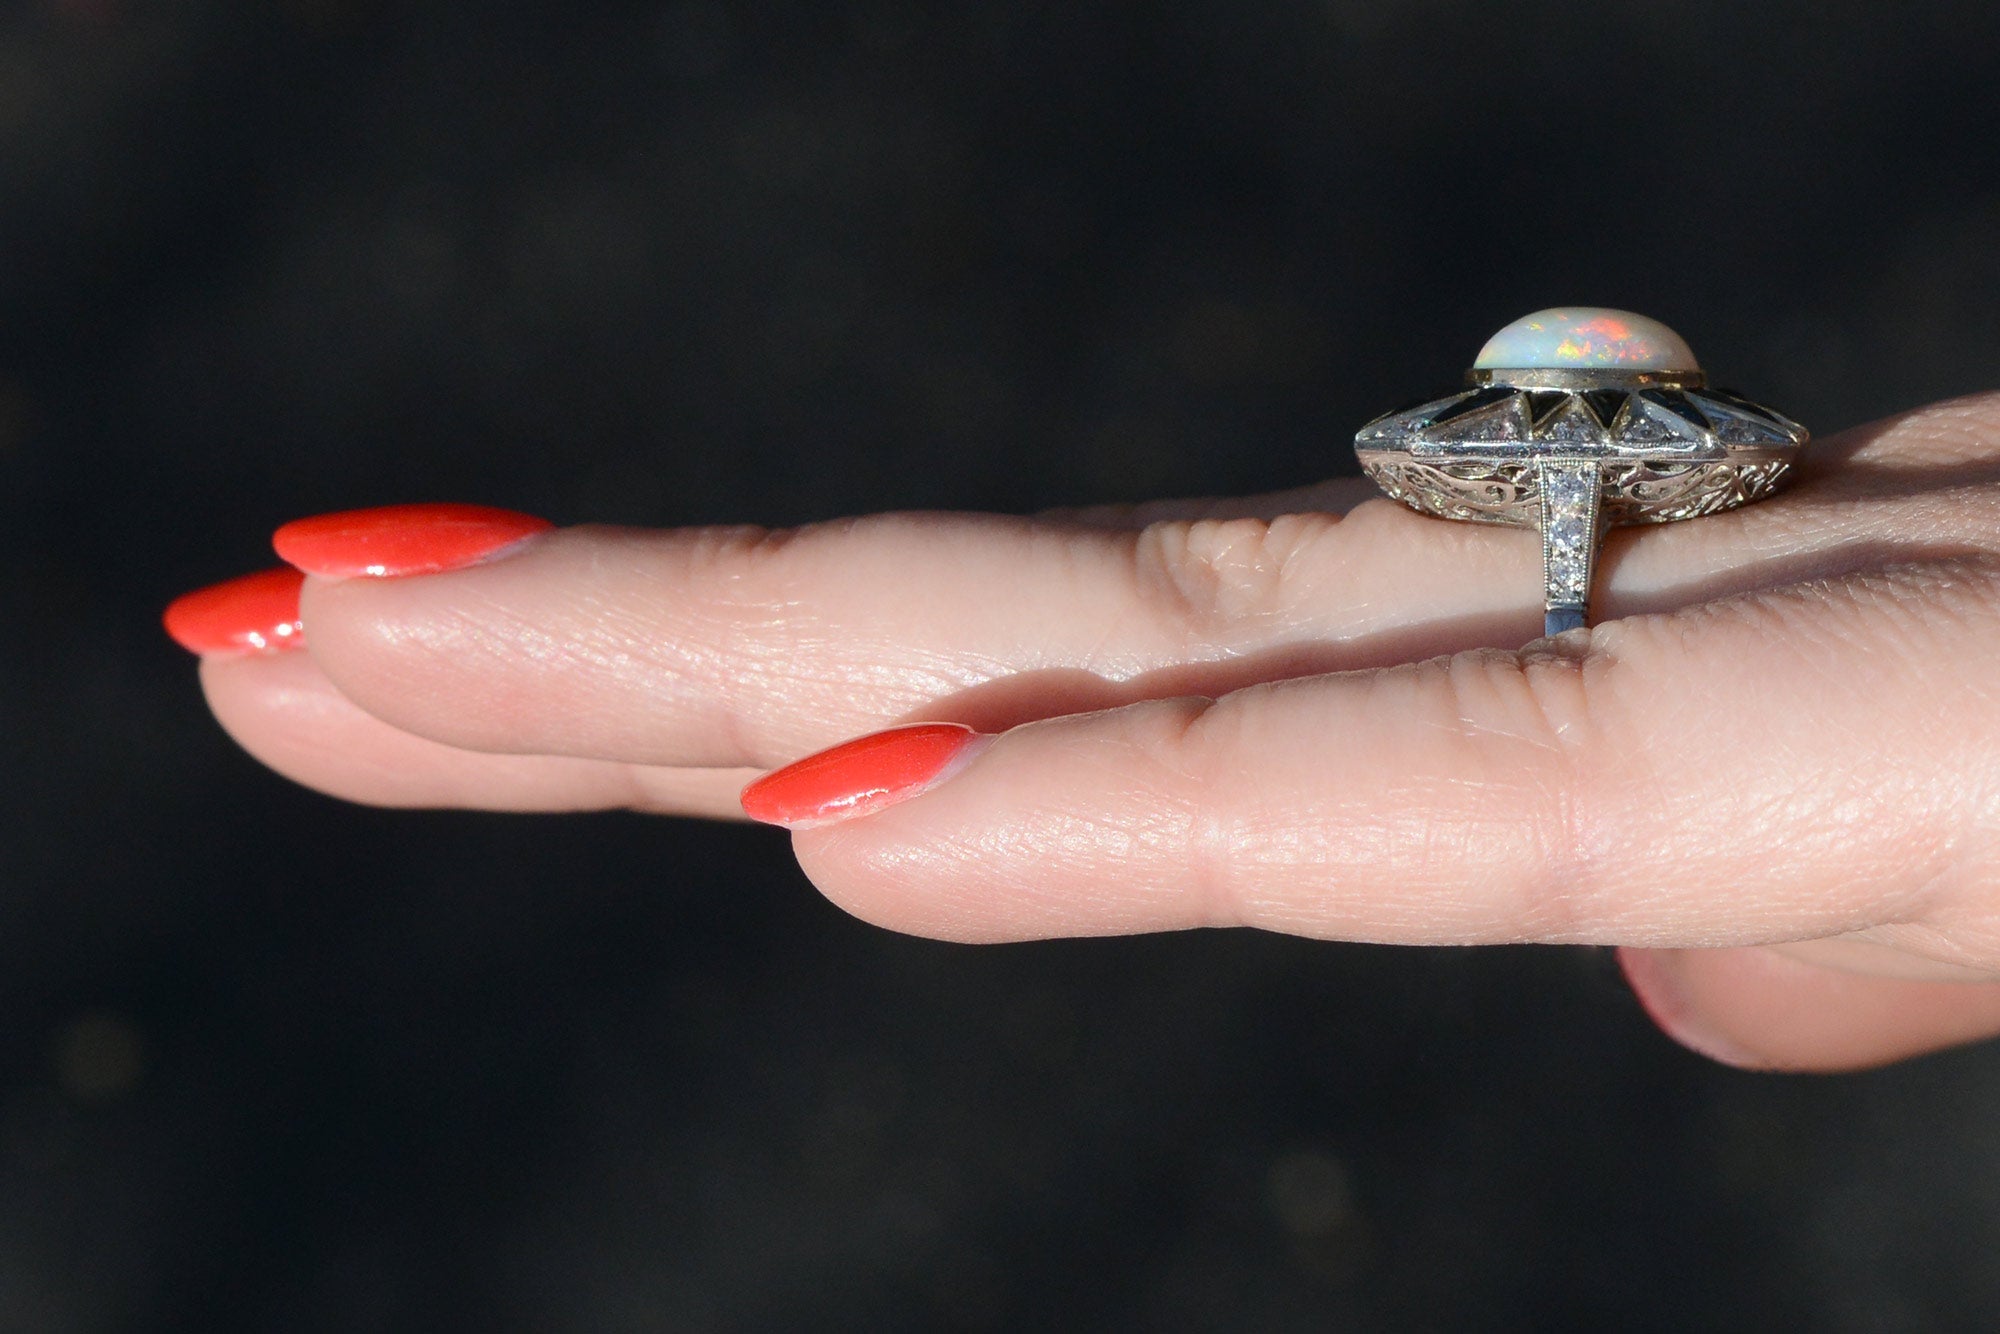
[1873,390,2000,467]
[1436,643,1621,939]
[1133,513,1343,645]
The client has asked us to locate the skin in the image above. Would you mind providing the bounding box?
[197,391,2000,1073]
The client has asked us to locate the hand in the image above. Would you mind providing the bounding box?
[169,392,2000,1073]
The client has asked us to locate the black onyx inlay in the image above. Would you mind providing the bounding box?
[1703,388,1785,424]
[1359,398,1438,432]
[1526,391,1570,425]
[1427,385,1515,424]
[1582,390,1628,428]
[1379,397,1437,418]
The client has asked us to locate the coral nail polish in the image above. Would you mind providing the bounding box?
[163,567,307,656]
[272,502,553,578]
[740,723,990,829]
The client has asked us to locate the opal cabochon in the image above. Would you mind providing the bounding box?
[1472,307,1699,373]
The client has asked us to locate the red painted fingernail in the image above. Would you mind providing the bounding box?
[272,502,554,578]
[740,723,991,829]
[163,567,307,656]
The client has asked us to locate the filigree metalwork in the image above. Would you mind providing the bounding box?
[1360,459,1536,523]
[1602,459,1794,522]
[1362,457,1798,529]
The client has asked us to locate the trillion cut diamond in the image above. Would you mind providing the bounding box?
[1534,398,1610,448]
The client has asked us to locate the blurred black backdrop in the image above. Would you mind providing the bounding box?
[7,2,2000,1329]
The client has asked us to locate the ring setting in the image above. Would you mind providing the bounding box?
[1353,308,1809,637]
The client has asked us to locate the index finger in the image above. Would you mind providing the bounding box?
[778,558,2000,951]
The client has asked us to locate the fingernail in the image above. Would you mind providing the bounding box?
[272,502,554,579]
[740,723,991,829]
[163,567,307,656]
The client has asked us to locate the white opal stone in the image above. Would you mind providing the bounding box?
[1473,308,1698,372]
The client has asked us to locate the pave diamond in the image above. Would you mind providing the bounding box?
[1533,397,1610,449]
[1420,393,1528,444]
[1618,395,1701,446]
[1538,461,1601,609]
[1355,394,1463,443]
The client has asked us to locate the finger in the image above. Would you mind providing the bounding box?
[185,484,1409,809]
[292,398,2000,776]
[1617,945,2000,1073]
[779,558,2000,948]
[296,499,1547,770]
[1807,388,2000,471]
[200,651,753,816]
[1036,476,1383,528]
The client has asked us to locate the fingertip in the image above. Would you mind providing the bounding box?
[1615,947,1769,1070]
[1617,945,2000,1073]
[197,651,581,810]
[783,699,1224,943]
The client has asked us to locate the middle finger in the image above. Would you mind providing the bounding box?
[288,406,1991,771]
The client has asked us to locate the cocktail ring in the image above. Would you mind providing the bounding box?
[1353,308,1808,637]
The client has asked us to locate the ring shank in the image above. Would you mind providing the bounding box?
[1545,606,1587,637]
[1536,459,1603,637]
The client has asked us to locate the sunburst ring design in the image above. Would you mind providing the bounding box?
[1353,308,1809,636]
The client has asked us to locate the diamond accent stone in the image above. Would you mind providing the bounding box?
[1616,397,1689,444]
[1533,398,1610,449]
[1420,394,1528,445]
[1538,461,1601,609]
[1610,394,1710,454]
[1355,394,1462,443]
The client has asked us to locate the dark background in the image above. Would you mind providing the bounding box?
[5,2,2000,1329]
